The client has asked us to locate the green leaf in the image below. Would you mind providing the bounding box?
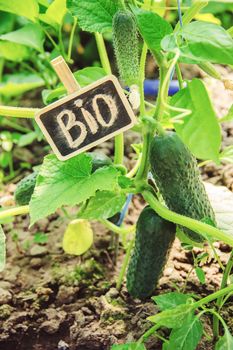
[220,105,233,122]
[0,0,39,22]
[18,132,37,147]
[39,0,67,28]
[215,328,233,350]
[33,232,48,244]
[0,225,5,272]
[0,73,44,97]
[152,292,194,311]
[204,182,233,238]
[167,314,203,350]
[79,191,125,220]
[62,219,93,256]
[29,154,118,225]
[0,41,29,62]
[0,12,15,35]
[67,0,121,33]
[0,23,45,52]
[135,9,172,53]
[148,304,193,328]
[171,79,221,163]
[195,267,205,284]
[162,21,233,65]
[220,146,233,164]
[111,344,146,350]
[42,67,106,104]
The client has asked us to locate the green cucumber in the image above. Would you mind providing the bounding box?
[149,132,216,242]
[112,10,139,86]
[127,206,176,299]
[88,152,112,173]
[15,171,38,205]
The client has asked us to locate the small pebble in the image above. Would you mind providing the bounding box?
[58,340,69,350]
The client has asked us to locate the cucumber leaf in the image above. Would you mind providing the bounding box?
[204,182,233,237]
[171,79,221,163]
[167,314,203,350]
[0,225,5,272]
[29,154,119,225]
[67,0,121,33]
[215,327,233,350]
[148,304,193,328]
[62,219,93,256]
[162,21,233,65]
[0,73,44,97]
[0,41,30,62]
[135,9,172,52]
[152,292,194,311]
[0,0,39,22]
[0,24,45,52]
[39,0,67,28]
[79,191,125,220]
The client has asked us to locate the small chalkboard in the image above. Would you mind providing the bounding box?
[36,75,136,161]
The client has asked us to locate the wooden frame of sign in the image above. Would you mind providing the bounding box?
[36,74,137,161]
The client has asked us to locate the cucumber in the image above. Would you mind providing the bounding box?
[112,10,139,86]
[126,206,176,299]
[14,171,38,205]
[149,132,216,242]
[87,152,112,173]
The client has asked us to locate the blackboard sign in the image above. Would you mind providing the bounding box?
[36,75,136,161]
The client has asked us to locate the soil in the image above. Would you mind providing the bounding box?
[0,66,233,350]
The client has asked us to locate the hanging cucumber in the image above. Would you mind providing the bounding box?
[15,171,38,205]
[112,10,139,86]
[127,206,176,299]
[149,132,216,243]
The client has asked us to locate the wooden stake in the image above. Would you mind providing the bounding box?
[51,56,80,94]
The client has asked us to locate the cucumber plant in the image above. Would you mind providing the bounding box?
[1,0,233,349]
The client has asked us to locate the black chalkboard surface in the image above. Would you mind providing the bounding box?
[36,75,136,160]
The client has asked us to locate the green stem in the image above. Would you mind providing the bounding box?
[174,1,209,32]
[193,284,233,309]
[94,33,112,75]
[135,131,153,181]
[100,219,136,235]
[213,250,233,338]
[143,189,233,247]
[138,324,161,343]
[126,153,142,178]
[1,118,31,133]
[116,237,135,290]
[58,25,65,57]
[198,159,211,167]
[139,43,148,116]
[43,28,60,51]
[0,106,38,118]
[67,17,77,62]
[175,63,184,89]
[0,206,29,219]
[153,65,169,120]
[94,32,124,165]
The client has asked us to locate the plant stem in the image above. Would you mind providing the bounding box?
[135,131,153,181]
[138,324,161,343]
[213,250,233,338]
[95,32,124,165]
[67,17,77,62]
[58,25,65,58]
[100,219,136,235]
[153,65,168,120]
[193,284,233,309]
[0,106,38,118]
[126,153,142,178]
[143,189,233,247]
[139,43,148,116]
[175,63,184,89]
[0,206,29,219]
[116,237,135,289]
